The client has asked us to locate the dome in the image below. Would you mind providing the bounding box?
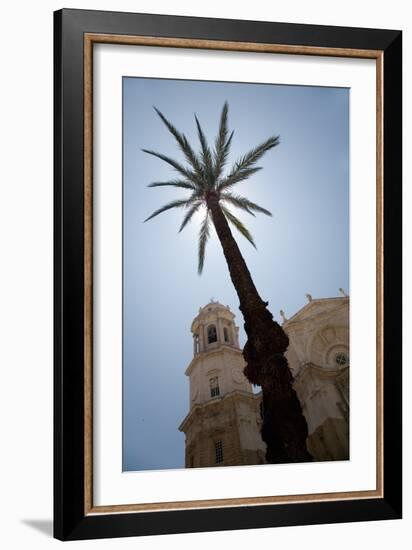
[190,300,240,354]
[200,300,230,313]
[191,300,235,330]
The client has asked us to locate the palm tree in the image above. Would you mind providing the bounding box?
[142,102,312,464]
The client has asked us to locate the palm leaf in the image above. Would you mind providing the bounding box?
[218,135,279,191]
[218,166,262,192]
[220,206,256,248]
[198,210,211,274]
[214,102,233,179]
[144,199,189,222]
[179,202,202,232]
[147,179,196,191]
[153,107,203,177]
[233,136,280,170]
[221,193,272,216]
[215,102,228,151]
[142,149,198,183]
[194,115,213,185]
[214,131,234,181]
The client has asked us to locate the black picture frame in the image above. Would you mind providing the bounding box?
[54,8,402,541]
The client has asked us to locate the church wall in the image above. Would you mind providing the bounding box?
[284,300,349,373]
[181,297,350,467]
[189,347,251,407]
[235,397,266,455]
[184,396,249,467]
[284,298,350,461]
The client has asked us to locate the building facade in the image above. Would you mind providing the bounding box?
[179,294,349,467]
[283,294,350,461]
[178,301,266,468]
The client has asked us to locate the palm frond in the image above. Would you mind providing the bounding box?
[214,130,234,181]
[147,179,196,191]
[144,199,190,222]
[198,210,211,274]
[218,166,262,192]
[179,202,202,232]
[218,135,279,191]
[221,193,272,216]
[213,102,233,179]
[142,149,198,183]
[194,115,213,185]
[220,206,256,248]
[216,102,228,149]
[234,136,280,170]
[153,107,203,176]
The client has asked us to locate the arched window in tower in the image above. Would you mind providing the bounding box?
[214,440,224,464]
[209,376,220,398]
[207,324,217,344]
[223,327,230,343]
[193,334,199,355]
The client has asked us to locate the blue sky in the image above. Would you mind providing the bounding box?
[122,77,349,471]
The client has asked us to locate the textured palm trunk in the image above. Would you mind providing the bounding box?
[208,195,312,463]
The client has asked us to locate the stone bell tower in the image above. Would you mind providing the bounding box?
[179,300,266,468]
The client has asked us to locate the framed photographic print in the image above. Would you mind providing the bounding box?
[54,8,402,541]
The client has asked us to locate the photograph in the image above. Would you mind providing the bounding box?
[51,7,402,541]
[122,76,350,472]
[0,0,406,544]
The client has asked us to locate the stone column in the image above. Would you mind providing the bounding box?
[198,326,204,352]
[234,326,240,348]
[231,324,237,347]
[218,318,225,344]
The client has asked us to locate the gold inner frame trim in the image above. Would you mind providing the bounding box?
[84,32,384,515]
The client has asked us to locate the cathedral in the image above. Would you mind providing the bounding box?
[178,292,349,468]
